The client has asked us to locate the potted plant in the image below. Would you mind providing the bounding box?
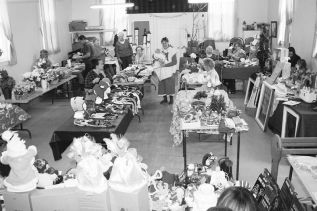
[0,69,16,99]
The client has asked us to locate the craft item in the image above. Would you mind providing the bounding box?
[0,131,38,192]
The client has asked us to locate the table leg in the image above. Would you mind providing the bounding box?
[236,132,241,180]
[225,133,228,157]
[289,166,293,181]
[182,131,188,186]
[13,123,32,139]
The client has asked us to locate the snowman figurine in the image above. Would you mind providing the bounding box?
[0,130,38,192]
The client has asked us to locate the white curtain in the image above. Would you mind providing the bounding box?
[207,0,236,41]
[0,0,17,65]
[277,0,294,47]
[312,1,317,58]
[101,0,128,43]
[39,0,60,54]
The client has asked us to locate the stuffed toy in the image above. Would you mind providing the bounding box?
[93,80,111,105]
[0,130,38,192]
[70,97,85,120]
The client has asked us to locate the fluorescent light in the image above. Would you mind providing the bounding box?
[188,0,209,3]
[90,2,134,9]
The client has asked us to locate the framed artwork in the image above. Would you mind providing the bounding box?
[271,21,278,38]
[255,81,275,131]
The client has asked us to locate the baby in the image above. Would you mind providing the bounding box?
[153,49,167,68]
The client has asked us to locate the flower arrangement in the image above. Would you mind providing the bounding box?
[23,68,45,87]
[36,58,50,70]
[13,81,36,100]
[208,95,226,114]
[0,69,16,99]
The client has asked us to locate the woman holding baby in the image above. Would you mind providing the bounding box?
[153,37,178,104]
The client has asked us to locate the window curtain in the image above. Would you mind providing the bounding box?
[0,0,17,65]
[207,0,237,41]
[100,0,128,43]
[312,1,317,58]
[277,0,294,47]
[39,0,60,54]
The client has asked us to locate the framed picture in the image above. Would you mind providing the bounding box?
[271,21,277,38]
[255,81,275,131]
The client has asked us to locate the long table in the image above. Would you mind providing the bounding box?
[268,101,317,137]
[49,109,133,160]
[0,75,77,105]
[216,65,259,80]
[171,89,249,181]
[287,156,317,204]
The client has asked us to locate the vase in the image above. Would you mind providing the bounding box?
[2,87,12,99]
[41,79,48,90]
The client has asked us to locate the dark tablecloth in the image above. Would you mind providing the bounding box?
[49,109,133,160]
[216,66,259,80]
[268,101,317,137]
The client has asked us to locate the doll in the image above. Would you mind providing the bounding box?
[0,130,38,192]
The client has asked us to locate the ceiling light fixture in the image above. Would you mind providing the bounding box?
[90,2,134,9]
[188,0,209,3]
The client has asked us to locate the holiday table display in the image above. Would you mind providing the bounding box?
[0,103,30,133]
[113,64,153,85]
[0,131,38,192]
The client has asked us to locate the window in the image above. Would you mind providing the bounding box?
[207,0,236,41]
[39,0,60,53]
[0,0,15,64]
[0,22,11,63]
[277,0,294,46]
[312,1,317,58]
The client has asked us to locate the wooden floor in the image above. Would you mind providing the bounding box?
[19,86,307,197]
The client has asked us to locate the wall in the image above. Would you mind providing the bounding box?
[71,0,270,53]
[267,0,317,71]
[4,0,72,82]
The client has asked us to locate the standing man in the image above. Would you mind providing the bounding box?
[78,35,95,78]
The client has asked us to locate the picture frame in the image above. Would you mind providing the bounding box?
[271,21,277,38]
[255,81,275,131]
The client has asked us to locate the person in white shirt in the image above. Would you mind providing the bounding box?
[201,58,221,88]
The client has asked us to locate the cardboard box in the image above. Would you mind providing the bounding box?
[31,187,79,211]
[77,189,111,211]
[3,190,32,211]
[109,183,150,211]
[245,106,257,117]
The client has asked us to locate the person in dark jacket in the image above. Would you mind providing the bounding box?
[115,31,133,70]
[288,47,301,67]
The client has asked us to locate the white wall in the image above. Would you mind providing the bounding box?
[267,0,317,71]
[3,0,72,82]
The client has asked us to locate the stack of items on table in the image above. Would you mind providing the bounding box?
[220,58,258,68]
[113,65,152,84]
[0,129,250,211]
[171,89,248,145]
[71,81,143,128]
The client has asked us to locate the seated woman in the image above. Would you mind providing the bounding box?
[201,58,221,88]
[134,46,146,65]
[288,47,301,67]
[228,43,246,61]
[214,186,258,211]
[35,49,52,71]
[84,59,108,90]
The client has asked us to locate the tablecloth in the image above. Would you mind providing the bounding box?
[170,88,233,146]
[268,101,317,137]
[49,109,133,160]
[0,103,30,134]
[216,66,259,80]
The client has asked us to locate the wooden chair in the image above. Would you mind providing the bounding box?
[271,134,317,181]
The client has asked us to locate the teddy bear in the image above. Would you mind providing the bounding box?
[0,130,38,192]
